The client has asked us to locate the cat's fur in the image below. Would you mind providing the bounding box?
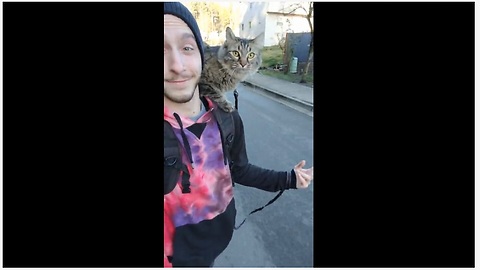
[199,27,264,112]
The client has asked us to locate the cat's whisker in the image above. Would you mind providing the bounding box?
[229,68,238,77]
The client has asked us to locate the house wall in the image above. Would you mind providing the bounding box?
[230,2,248,38]
[238,2,268,40]
[264,13,311,46]
[181,1,312,48]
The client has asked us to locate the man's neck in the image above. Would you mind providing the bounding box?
[164,89,202,119]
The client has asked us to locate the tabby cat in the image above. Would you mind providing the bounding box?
[199,27,264,112]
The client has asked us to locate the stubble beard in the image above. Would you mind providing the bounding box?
[164,77,200,104]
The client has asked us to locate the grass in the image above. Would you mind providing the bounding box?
[260,45,313,86]
[261,45,284,68]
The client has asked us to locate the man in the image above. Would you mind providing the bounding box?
[164,2,313,267]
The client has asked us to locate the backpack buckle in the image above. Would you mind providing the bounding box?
[164,156,177,166]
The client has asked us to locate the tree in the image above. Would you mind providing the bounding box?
[216,3,232,34]
[277,34,286,51]
[184,2,234,45]
[279,2,314,83]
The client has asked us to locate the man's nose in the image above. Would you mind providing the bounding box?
[168,50,185,74]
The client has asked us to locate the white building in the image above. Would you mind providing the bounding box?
[181,1,312,47]
[236,1,312,47]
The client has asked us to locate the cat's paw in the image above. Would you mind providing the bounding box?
[219,103,235,113]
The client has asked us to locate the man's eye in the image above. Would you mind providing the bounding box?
[184,47,194,51]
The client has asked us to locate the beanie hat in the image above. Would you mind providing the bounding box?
[164,2,204,69]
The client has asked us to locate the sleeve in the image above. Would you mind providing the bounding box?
[229,111,297,191]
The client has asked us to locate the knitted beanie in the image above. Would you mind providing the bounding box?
[164,2,204,69]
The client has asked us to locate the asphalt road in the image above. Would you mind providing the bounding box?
[214,83,314,267]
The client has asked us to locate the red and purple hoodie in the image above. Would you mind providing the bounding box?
[164,97,297,267]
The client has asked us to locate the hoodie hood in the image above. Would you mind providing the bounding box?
[164,97,216,128]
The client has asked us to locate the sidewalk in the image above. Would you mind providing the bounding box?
[243,73,313,112]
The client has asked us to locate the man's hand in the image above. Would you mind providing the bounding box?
[294,160,314,189]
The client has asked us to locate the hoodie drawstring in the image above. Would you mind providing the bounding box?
[173,113,193,193]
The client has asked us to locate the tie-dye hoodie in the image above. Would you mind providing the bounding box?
[164,97,297,267]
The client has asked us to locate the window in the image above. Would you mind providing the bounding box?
[241,23,244,31]
[249,21,252,28]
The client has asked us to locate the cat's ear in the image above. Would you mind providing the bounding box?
[203,41,210,49]
[225,27,237,41]
[251,32,265,48]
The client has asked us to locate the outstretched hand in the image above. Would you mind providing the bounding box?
[294,160,314,189]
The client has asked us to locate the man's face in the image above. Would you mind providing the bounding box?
[164,14,202,104]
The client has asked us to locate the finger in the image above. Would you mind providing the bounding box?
[297,178,308,188]
[299,167,313,175]
[296,171,309,188]
[299,167,314,178]
[295,160,306,170]
[297,170,311,181]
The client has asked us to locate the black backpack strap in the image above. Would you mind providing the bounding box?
[234,89,239,110]
[234,189,284,230]
[214,102,286,230]
[213,108,235,169]
[164,121,191,194]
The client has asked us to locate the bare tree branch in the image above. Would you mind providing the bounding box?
[279,3,308,17]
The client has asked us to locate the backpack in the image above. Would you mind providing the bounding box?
[164,102,236,195]
[163,92,283,229]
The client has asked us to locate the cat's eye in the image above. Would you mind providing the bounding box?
[231,51,240,57]
[247,52,256,59]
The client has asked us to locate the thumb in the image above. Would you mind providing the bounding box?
[295,160,306,170]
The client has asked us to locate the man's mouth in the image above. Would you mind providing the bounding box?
[166,78,189,84]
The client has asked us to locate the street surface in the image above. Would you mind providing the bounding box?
[214,83,314,267]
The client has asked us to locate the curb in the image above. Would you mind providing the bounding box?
[242,80,314,113]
